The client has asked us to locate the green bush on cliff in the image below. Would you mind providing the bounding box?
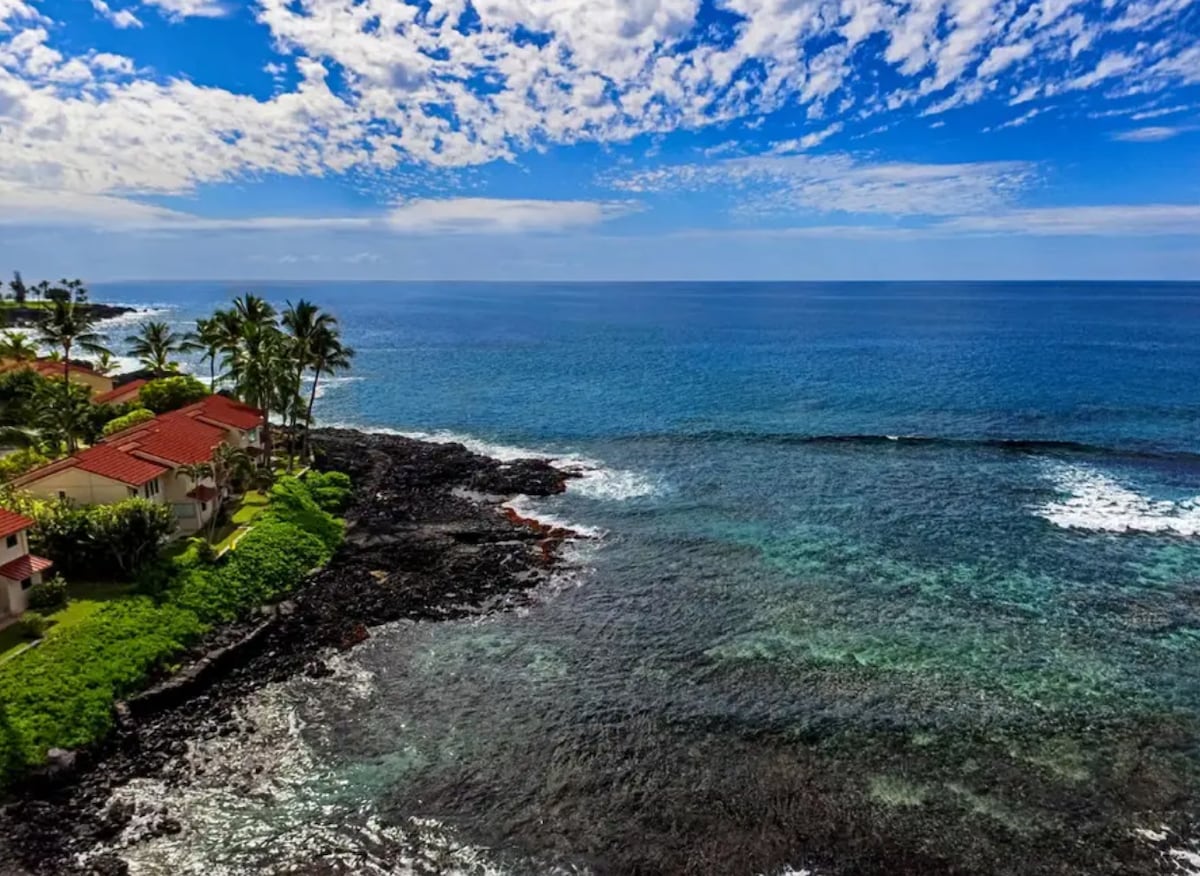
[0,599,206,783]
[263,476,344,552]
[173,521,328,624]
[303,470,352,513]
[0,472,347,787]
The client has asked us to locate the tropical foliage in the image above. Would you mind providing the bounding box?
[0,474,343,784]
[125,320,193,377]
[139,374,208,414]
[1,493,175,578]
[0,331,38,362]
[34,283,112,452]
[195,294,354,469]
[101,407,155,436]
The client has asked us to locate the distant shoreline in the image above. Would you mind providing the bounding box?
[0,301,137,329]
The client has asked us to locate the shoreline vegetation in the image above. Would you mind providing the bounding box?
[0,274,583,876]
[0,278,357,779]
[0,428,577,876]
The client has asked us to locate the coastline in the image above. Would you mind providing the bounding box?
[1,301,138,329]
[0,427,582,875]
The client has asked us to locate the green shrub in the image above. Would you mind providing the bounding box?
[0,599,206,782]
[25,575,67,612]
[139,375,207,414]
[0,447,49,482]
[89,500,176,577]
[26,498,174,580]
[27,500,94,576]
[12,611,48,640]
[264,477,344,552]
[174,521,327,624]
[101,407,155,436]
[303,470,352,513]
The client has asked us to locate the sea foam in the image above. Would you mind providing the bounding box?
[1035,462,1200,536]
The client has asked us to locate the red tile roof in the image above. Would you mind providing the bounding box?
[182,395,263,431]
[110,412,226,466]
[0,553,52,582]
[94,379,147,406]
[74,445,169,486]
[0,508,34,539]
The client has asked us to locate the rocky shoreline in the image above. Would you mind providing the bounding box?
[0,428,580,876]
[1,301,137,328]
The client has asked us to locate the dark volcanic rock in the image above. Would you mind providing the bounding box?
[0,428,580,876]
[1,302,136,328]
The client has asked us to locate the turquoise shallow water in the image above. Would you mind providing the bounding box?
[92,281,1200,874]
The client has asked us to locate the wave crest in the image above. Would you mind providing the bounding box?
[1035,463,1200,536]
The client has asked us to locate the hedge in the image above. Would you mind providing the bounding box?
[101,407,154,436]
[0,475,345,786]
[0,599,206,783]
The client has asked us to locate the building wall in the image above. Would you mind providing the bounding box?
[166,472,217,535]
[0,529,29,567]
[22,468,163,506]
[0,570,42,617]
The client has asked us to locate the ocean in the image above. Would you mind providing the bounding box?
[87,281,1200,874]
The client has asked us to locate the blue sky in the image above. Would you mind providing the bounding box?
[0,0,1198,280]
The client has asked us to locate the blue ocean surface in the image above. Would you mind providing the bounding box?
[90,281,1200,875]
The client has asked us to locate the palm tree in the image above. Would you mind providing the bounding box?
[91,350,119,376]
[281,300,337,468]
[0,397,37,449]
[36,294,111,447]
[190,312,238,392]
[300,325,354,461]
[0,331,39,362]
[33,379,92,453]
[9,272,28,306]
[126,320,189,378]
[223,296,283,470]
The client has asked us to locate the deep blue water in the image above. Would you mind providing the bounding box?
[91,282,1200,875]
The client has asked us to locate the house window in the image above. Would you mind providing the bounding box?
[128,487,138,498]
[58,491,66,500]
[5,535,16,549]
[143,479,160,499]
[201,502,208,512]
[20,578,31,590]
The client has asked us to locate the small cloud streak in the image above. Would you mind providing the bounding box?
[385,198,640,233]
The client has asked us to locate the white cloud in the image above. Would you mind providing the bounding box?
[89,0,141,29]
[768,122,845,154]
[0,0,1196,220]
[140,0,226,19]
[609,153,1035,217]
[386,198,639,233]
[1110,125,1189,141]
[996,106,1047,129]
[943,204,1200,235]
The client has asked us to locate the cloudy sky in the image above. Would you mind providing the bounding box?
[0,0,1198,280]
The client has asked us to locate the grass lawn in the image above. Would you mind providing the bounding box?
[232,490,268,525]
[45,580,136,635]
[0,622,28,661]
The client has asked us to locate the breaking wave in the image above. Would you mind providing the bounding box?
[1035,462,1200,536]
[320,425,663,503]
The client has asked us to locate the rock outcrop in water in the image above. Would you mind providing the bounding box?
[1,301,136,328]
[0,429,577,876]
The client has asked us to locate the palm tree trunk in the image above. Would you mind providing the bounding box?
[261,397,273,473]
[209,352,216,392]
[302,364,322,463]
[63,341,74,453]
